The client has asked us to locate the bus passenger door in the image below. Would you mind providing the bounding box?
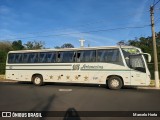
[129,55,146,85]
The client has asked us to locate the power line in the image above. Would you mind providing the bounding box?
[0,10,151,37]
[155,17,160,23]
[153,0,160,7]
[153,0,156,5]
[1,24,150,41]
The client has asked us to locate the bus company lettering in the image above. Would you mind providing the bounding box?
[81,64,103,70]
[72,64,80,70]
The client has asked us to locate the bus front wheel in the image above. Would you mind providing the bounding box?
[32,75,43,86]
[108,76,123,90]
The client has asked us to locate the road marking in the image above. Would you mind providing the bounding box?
[59,89,72,92]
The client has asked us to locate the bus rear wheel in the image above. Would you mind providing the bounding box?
[32,75,43,86]
[108,76,123,90]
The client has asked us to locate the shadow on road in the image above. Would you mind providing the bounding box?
[63,108,81,120]
[28,94,55,120]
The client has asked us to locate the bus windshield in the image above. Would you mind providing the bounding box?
[122,48,146,72]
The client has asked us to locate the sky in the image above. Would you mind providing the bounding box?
[0,0,160,48]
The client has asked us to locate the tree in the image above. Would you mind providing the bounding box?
[24,40,45,50]
[12,40,24,50]
[0,41,12,74]
[54,43,74,49]
[117,40,128,46]
[0,41,12,52]
[61,43,74,48]
[54,46,61,49]
[127,37,154,61]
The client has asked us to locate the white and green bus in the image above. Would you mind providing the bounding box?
[5,46,151,89]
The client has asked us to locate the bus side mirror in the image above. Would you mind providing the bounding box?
[142,53,151,62]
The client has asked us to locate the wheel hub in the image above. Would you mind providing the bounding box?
[35,77,41,84]
[111,79,119,87]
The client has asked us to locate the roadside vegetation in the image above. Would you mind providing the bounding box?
[0,40,74,75]
[0,32,160,80]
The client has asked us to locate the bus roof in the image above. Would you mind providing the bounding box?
[8,45,139,53]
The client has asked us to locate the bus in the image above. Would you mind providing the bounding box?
[5,46,151,89]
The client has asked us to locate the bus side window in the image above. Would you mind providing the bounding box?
[15,54,23,63]
[72,52,76,62]
[30,53,38,63]
[97,51,102,62]
[77,50,96,62]
[39,52,47,63]
[77,52,81,62]
[59,51,75,63]
[97,49,123,65]
[106,50,113,62]
[50,52,56,63]
[70,52,75,62]
[23,53,29,63]
[8,53,15,63]
[46,53,51,63]
[28,54,32,63]
[57,52,61,62]
[90,50,96,62]
[97,50,106,62]
[79,51,84,62]
[46,52,56,63]
[68,52,75,62]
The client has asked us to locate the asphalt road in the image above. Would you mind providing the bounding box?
[0,82,160,120]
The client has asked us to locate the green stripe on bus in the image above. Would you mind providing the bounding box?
[80,69,130,71]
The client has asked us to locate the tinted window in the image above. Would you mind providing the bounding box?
[57,51,75,63]
[15,54,23,63]
[39,52,47,63]
[77,50,96,62]
[39,52,56,63]
[97,49,123,65]
[30,53,38,63]
[8,53,23,63]
[8,53,15,63]
[23,53,30,63]
[46,52,56,63]
[23,53,38,63]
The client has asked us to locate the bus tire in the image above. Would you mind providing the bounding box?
[108,76,123,90]
[32,75,43,86]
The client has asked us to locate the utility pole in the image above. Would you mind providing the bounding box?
[150,5,159,88]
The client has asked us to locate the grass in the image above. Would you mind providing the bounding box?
[149,80,160,87]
